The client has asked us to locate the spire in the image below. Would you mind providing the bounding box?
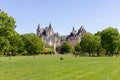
[72,26,76,34]
[37,24,40,29]
[80,25,86,32]
[37,24,41,35]
[49,23,52,29]
[78,25,86,34]
[37,24,40,31]
[72,26,75,31]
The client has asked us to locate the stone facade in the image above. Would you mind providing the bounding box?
[37,24,86,48]
[66,26,86,47]
[37,24,60,47]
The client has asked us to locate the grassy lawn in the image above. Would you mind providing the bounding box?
[0,55,120,80]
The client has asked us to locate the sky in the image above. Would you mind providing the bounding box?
[0,0,120,35]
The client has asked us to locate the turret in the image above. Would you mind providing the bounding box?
[48,23,54,36]
[49,23,52,29]
[37,24,40,35]
[37,24,40,31]
[78,25,86,35]
[72,26,75,31]
[72,26,76,34]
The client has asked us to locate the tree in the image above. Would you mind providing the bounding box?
[60,42,72,54]
[8,32,24,55]
[21,33,45,55]
[80,32,94,56]
[101,27,120,56]
[74,42,81,52]
[74,42,81,55]
[0,9,16,29]
[0,9,19,55]
[93,35,102,56]
[117,34,120,56]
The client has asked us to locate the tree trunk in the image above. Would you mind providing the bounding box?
[88,52,91,56]
[30,51,32,55]
[12,51,14,56]
[91,52,94,56]
[97,52,100,56]
[105,50,108,56]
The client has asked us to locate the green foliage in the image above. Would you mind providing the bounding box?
[0,9,22,55]
[0,9,46,55]
[0,9,16,29]
[93,35,102,56]
[44,46,54,54]
[21,33,45,55]
[8,32,24,55]
[80,32,103,56]
[74,42,81,52]
[74,42,81,55]
[80,32,94,56]
[60,42,72,54]
[0,26,14,38]
[80,27,120,56]
[94,31,102,36]
[0,37,10,53]
[101,27,120,54]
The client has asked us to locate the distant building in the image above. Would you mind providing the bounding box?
[36,23,86,48]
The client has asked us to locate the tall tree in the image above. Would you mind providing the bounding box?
[21,33,45,55]
[101,27,120,56]
[80,32,94,56]
[0,9,19,55]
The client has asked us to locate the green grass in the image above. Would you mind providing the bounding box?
[0,55,120,80]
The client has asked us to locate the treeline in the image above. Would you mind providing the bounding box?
[58,27,120,56]
[79,27,120,56]
[0,9,45,56]
[1,9,120,56]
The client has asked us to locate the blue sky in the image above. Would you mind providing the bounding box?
[0,0,120,35]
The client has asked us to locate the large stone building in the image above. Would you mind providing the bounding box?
[37,23,86,48]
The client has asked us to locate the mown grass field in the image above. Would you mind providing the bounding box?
[0,55,120,80]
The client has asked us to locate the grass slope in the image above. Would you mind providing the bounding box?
[0,55,120,80]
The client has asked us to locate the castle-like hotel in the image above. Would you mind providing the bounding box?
[37,23,86,48]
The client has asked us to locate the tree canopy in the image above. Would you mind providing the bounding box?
[80,32,102,56]
[0,10,16,29]
[0,9,18,55]
[80,32,94,56]
[60,42,72,54]
[21,33,45,55]
[101,27,120,55]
